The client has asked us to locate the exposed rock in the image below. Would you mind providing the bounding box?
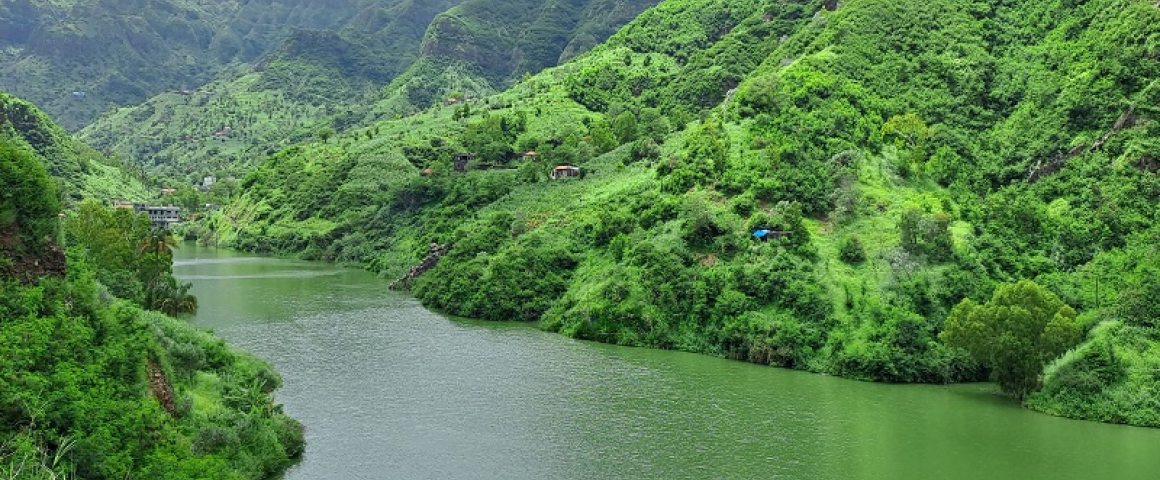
[389,243,449,290]
[146,359,176,417]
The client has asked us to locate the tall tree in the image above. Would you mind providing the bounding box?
[942,280,1083,399]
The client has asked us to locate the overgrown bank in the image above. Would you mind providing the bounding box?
[2,98,303,478]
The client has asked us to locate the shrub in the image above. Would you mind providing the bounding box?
[839,235,866,264]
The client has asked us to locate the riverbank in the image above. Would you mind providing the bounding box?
[175,244,1160,480]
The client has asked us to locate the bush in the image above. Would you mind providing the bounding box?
[839,235,866,264]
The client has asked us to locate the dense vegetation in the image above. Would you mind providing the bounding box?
[207,0,1160,427]
[78,0,661,183]
[0,92,149,202]
[0,0,409,130]
[1,105,302,478]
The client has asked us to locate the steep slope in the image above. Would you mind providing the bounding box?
[78,0,659,182]
[79,0,468,181]
[217,0,1159,426]
[0,91,149,201]
[0,133,302,479]
[0,0,386,130]
[384,0,664,108]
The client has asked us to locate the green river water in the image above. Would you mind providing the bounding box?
[173,244,1160,480]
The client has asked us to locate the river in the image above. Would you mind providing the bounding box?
[173,244,1160,480]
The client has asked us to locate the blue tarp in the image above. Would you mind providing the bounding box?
[752,229,771,238]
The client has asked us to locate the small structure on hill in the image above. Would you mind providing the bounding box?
[160,188,177,196]
[752,229,792,241]
[454,153,475,172]
[198,176,217,192]
[420,168,435,177]
[128,204,182,229]
[550,165,581,180]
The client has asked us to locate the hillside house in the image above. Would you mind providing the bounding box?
[550,165,581,180]
[454,153,475,172]
[135,205,181,229]
[198,176,217,191]
[117,203,180,229]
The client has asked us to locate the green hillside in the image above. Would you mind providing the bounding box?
[1,125,302,478]
[0,0,393,130]
[207,0,1160,427]
[76,0,460,182]
[0,91,150,201]
[77,0,660,182]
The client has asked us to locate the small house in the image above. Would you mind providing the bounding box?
[454,153,475,172]
[160,188,177,196]
[550,165,581,180]
[199,176,217,192]
[420,168,435,177]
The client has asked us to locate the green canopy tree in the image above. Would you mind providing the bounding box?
[941,280,1083,399]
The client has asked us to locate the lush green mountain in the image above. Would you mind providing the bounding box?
[78,0,469,182]
[77,0,660,182]
[206,0,1160,427]
[0,91,150,201]
[0,0,391,130]
[1,130,302,478]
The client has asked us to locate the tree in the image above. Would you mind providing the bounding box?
[0,140,60,252]
[941,280,1083,399]
[139,228,178,257]
[315,127,335,143]
[839,235,866,264]
[588,118,617,153]
[610,111,638,145]
[881,113,934,173]
[1116,266,1160,328]
[881,113,933,151]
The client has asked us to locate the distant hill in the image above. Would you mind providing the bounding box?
[0,0,391,130]
[77,0,661,181]
[0,91,150,201]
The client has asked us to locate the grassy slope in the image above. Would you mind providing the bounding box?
[219,0,1160,426]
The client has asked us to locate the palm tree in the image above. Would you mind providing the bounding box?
[154,280,198,316]
[138,227,178,257]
